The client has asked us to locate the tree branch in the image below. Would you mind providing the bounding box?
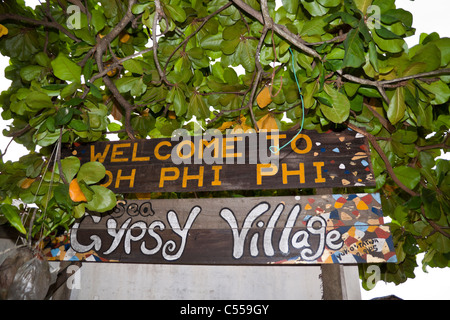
[153,0,171,86]
[0,13,80,43]
[94,0,137,140]
[231,0,321,59]
[89,46,153,83]
[340,68,450,90]
[421,206,450,238]
[347,122,420,197]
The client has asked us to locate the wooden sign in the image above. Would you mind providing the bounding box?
[44,194,397,265]
[63,129,375,193]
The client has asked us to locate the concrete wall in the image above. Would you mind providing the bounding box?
[0,238,361,300]
[67,262,361,300]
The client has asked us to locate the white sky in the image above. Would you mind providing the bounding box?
[0,0,449,300]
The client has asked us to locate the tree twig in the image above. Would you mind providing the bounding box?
[94,0,137,140]
[231,0,322,60]
[0,13,80,43]
[347,122,419,197]
[163,2,232,75]
[153,0,171,86]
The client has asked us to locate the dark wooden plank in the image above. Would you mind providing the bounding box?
[43,194,396,265]
[63,129,375,193]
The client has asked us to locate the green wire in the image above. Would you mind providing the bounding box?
[269,47,305,154]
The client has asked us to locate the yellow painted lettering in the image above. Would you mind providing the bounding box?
[111,143,130,162]
[211,166,222,186]
[132,143,150,161]
[222,137,243,158]
[198,138,220,160]
[115,169,136,188]
[159,167,180,188]
[256,163,278,185]
[290,134,312,154]
[182,166,204,188]
[155,141,171,161]
[313,162,326,183]
[90,144,110,163]
[176,140,195,159]
[101,170,113,188]
[282,163,305,184]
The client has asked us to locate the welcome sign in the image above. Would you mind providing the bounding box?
[44,194,397,265]
[63,129,375,193]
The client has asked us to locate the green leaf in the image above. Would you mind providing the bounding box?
[168,86,187,116]
[375,26,403,39]
[20,65,44,82]
[381,9,413,27]
[35,52,51,67]
[73,203,86,219]
[354,0,373,14]
[188,93,209,120]
[60,156,81,182]
[317,0,341,7]
[132,3,151,15]
[434,233,450,253]
[78,161,106,185]
[420,80,450,105]
[301,0,328,16]
[51,53,82,82]
[372,31,405,53]
[387,87,406,125]
[91,10,106,33]
[411,43,441,73]
[319,84,351,123]
[422,188,442,220]
[222,38,240,55]
[300,17,326,37]
[86,82,103,99]
[0,204,26,234]
[1,29,40,61]
[343,29,365,69]
[55,107,74,126]
[25,91,53,111]
[393,165,420,190]
[83,58,94,81]
[130,77,147,97]
[403,234,420,255]
[282,0,299,14]
[200,33,223,51]
[123,59,144,74]
[54,184,72,211]
[237,39,256,72]
[368,41,379,73]
[430,38,450,67]
[115,76,140,93]
[164,3,186,22]
[85,185,117,213]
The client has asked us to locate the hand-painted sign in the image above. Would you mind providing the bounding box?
[63,129,375,193]
[44,194,397,265]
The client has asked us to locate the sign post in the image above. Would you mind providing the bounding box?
[48,128,396,299]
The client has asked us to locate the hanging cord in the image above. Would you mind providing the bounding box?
[269,47,305,154]
[30,141,60,250]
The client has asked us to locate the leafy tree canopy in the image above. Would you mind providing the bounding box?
[0,0,449,289]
